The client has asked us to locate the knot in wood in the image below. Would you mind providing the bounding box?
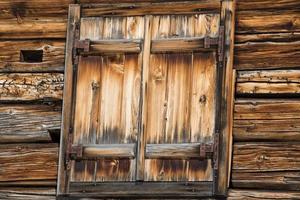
[199,95,206,104]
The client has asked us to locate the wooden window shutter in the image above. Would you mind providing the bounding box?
[57,1,235,198]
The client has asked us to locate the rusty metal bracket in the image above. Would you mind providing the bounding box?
[75,39,90,53]
[218,25,225,65]
[67,143,83,160]
[199,143,214,159]
[204,37,219,49]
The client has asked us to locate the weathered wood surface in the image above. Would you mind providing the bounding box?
[235,32,300,44]
[236,70,300,96]
[0,73,64,101]
[234,40,300,70]
[0,187,55,200]
[88,39,142,53]
[81,144,136,159]
[234,99,300,141]
[232,142,300,190]
[0,18,67,39]
[81,1,221,17]
[236,0,300,11]
[236,10,300,34]
[0,40,65,72]
[57,4,80,195]
[0,0,73,18]
[0,143,58,184]
[0,104,61,143]
[228,189,300,200]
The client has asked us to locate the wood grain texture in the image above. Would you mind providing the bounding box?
[236,0,300,11]
[71,54,140,182]
[0,18,67,39]
[0,187,55,200]
[0,0,73,18]
[231,142,300,190]
[228,189,300,200]
[236,10,300,34]
[234,99,300,141]
[144,52,216,181]
[0,40,65,72]
[0,104,61,143]
[81,1,221,17]
[57,4,80,195]
[234,40,300,70]
[0,73,64,101]
[235,32,300,44]
[236,70,300,96]
[0,143,58,184]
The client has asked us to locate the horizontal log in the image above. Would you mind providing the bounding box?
[0,104,61,143]
[0,18,67,39]
[0,187,55,200]
[0,40,65,72]
[145,143,213,159]
[235,32,300,44]
[0,0,73,18]
[151,37,217,53]
[0,143,58,184]
[234,41,300,70]
[233,142,300,171]
[236,70,300,96]
[232,142,300,190]
[236,0,300,11]
[232,171,300,191]
[236,10,300,34]
[69,182,212,197]
[228,189,300,199]
[81,39,141,54]
[234,99,300,141]
[80,143,136,159]
[81,1,220,17]
[0,73,64,101]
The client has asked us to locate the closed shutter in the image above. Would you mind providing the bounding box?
[57,1,235,198]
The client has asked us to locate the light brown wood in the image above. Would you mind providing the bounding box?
[0,18,67,39]
[0,143,58,184]
[234,99,300,141]
[0,187,55,200]
[236,0,300,11]
[0,40,65,72]
[234,40,300,70]
[87,39,142,53]
[0,0,73,18]
[81,144,136,158]
[151,37,218,52]
[232,142,300,190]
[0,104,61,143]
[228,189,300,200]
[0,73,63,101]
[236,10,300,34]
[146,143,213,159]
[57,4,80,195]
[236,70,300,96]
[215,0,236,195]
[81,1,221,17]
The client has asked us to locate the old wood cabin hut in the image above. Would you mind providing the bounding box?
[0,0,300,199]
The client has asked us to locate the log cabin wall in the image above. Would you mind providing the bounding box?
[0,0,299,199]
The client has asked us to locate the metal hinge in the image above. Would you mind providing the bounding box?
[213,134,219,170]
[204,37,219,49]
[218,25,225,67]
[199,143,214,159]
[75,39,90,53]
[66,134,83,160]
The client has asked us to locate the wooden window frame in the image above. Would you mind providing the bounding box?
[57,1,235,198]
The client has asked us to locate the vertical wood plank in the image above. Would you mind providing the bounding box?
[215,0,236,196]
[136,15,152,181]
[57,4,80,195]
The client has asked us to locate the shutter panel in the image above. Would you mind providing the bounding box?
[57,1,235,198]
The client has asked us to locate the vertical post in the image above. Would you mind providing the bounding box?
[215,0,236,197]
[136,15,152,181]
[57,4,81,196]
